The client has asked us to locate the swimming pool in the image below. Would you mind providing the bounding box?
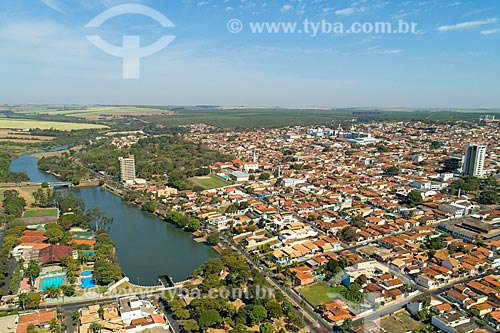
[40,274,65,291]
[83,251,96,257]
[81,270,93,277]
[81,277,96,289]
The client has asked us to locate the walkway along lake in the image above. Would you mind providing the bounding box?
[10,149,218,285]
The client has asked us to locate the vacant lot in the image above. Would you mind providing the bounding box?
[0,119,107,130]
[381,310,422,333]
[188,175,229,190]
[0,186,39,205]
[23,208,59,218]
[299,282,348,306]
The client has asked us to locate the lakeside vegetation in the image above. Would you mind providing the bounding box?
[163,250,304,333]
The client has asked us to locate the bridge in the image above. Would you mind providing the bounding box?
[0,181,72,189]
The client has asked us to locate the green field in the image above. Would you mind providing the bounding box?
[23,208,59,218]
[0,119,107,130]
[299,282,348,306]
[188,175,229,190]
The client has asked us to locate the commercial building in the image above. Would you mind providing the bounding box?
[463,144,486,177]
[119,155,136,182]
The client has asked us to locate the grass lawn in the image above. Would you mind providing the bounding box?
[381,310,422,333]
[299,281,348,306]
[0,118,107,130]
[23,208,59,218]
[188,175,229,190]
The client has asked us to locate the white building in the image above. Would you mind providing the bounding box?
[119,156,136,183]
[463,144,486,177]
[118,296,157,325]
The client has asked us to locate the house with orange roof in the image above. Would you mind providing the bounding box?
[16,309,57,333]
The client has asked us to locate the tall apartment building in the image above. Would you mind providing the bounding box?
[119,156,136,182]
[462,144,486,177]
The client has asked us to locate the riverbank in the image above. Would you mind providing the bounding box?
[10,148,218,284]
[101,183,220,251]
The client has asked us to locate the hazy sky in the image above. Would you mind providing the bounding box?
[0,0,499,108]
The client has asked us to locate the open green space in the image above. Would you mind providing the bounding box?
[299,281,348,306]
[380,310,423,333]
[187,175,229,190]
[23,208,59,218]
[0,119,107,130]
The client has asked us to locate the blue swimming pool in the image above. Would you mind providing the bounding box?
[83,251,96,257]
[81,277,96,289]
[40,275,65,291]
[81,270,93,277]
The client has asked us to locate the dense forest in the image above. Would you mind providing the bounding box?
[0,152,29,183]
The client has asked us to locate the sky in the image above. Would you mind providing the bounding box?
[0,0,499,108]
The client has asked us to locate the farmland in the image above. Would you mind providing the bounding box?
[0,119,107,130]
[5,105,500,130]
[10,105,171,120]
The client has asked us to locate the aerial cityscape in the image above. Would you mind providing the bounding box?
[1,1,500,333]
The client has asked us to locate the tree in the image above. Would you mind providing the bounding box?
[429,141,442,150]
[44,223,65,244]
[260,322,274,333]
[337,227,358,244]
[207,233,219,246]
[231,323,250,333]
[181,319,200,332]
[187,219,201,232]
[384,166,399,176]
[94,260,123,285]
[25,260,40,285]
[407,190,423,208]
[49,318,59,333]
[26,324,40,333]
[89,322,102,333]
[265,300,283,319]
[175,308,191,320]
[141,201,157,213]
[19,292,41,309]
[248,305,267,326]
[86,206,113,232]
[198,309,222,330]
[478,190,500,204]
[341,317,352,331]
[45,286,61,299]
[259,172,270,180]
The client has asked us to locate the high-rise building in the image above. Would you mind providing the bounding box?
[119,155,136,182]
[462,144,486,177]
[444,156,463,174]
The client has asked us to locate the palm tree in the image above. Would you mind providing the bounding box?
[45,286,61,299]
[89,322,102,333]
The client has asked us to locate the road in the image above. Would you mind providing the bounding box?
[218,235,333,331]
[353,272,489,326]
[40,289,177,333]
